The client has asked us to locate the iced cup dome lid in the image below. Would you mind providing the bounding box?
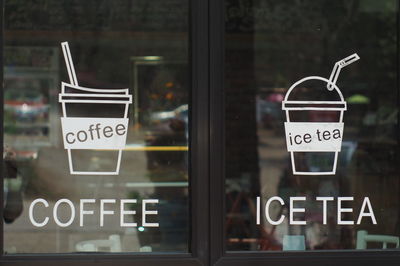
[282,53,360,111]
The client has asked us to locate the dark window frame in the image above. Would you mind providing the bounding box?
[0,0,210,265]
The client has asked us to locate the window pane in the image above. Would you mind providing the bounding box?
[225,0,399,251]
[3,0,189,253]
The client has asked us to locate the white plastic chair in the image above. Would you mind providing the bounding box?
[356,230,399,249]
[283,235,306,251]
[75,234,122,252]
[139,246,152,252]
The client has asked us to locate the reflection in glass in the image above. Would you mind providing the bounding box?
[225,0,399,251]
[3,0,189,253]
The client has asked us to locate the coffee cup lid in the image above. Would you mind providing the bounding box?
[59,82,132,104]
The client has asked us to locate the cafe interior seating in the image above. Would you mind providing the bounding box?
[356,230,399,249]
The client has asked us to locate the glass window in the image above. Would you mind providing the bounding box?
[225,0,399,251]
[3,0,190,254]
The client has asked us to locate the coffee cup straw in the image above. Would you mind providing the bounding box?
[61,42,78,87]
[327,53,360,91]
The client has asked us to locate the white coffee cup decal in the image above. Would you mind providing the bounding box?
[282,53,360,175]
[59,42,132,175]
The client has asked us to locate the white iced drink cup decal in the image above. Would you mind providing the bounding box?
[59,42,132,175]
[282,53,360,175]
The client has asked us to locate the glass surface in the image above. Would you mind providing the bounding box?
[225,0,399,251]
[3,0,189,253]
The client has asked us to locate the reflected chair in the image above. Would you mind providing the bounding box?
[282,235,306,251]
[356,230,399,249]
[139,246,152,252]
[75,234,122,252]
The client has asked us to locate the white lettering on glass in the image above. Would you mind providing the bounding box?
[337,197,354,225]
[290,197,306,225]
[100,199,116,227]
[316,196,334,225]
[120,199,137,227]
[28,198,160,228]
[265,196,285,225]
[53,199,75,227]
[29,199,49,227]
[255,196,377,226]
[80,199,95,227]
[142,199,159,227]
[357,197,377,225]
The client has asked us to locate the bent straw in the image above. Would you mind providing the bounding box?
[327,53,360,91]
[61,42,78,86]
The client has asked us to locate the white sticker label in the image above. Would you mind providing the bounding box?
[61,117,128,150]
[284,122,343,152]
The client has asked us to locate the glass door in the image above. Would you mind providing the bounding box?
[1,0,209,265]
[211,0,400,265]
